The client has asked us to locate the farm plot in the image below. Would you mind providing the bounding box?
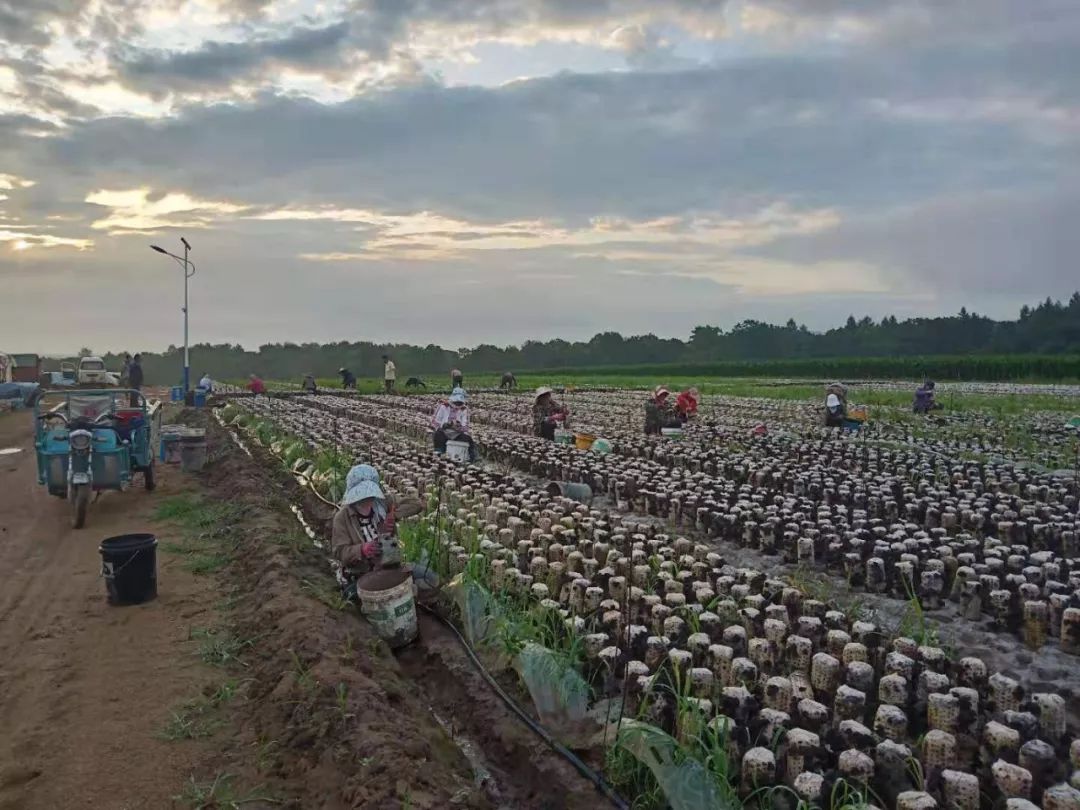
[217,387,1080,810]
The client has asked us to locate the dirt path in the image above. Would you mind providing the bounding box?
[0,411,220,809]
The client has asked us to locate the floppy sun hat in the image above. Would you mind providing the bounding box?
[534,386,553,400]
[342,464,385,506]
[655,386,671,399]
[450,387,467,404]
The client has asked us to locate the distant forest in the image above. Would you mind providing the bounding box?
[72,293,1080,385]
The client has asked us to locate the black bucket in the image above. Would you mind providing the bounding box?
[99,533,158,605]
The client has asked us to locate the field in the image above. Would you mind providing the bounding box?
[213,377,1080,810]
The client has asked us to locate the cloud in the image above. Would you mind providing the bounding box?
[85,188,249,232]
[753,185,1080,300]
[112,21,362,96]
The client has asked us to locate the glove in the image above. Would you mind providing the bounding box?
[360,541,380,560]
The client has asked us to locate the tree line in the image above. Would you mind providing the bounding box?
[71,292,1080,385]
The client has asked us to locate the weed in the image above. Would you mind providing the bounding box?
[333,683,354,724]
[160,708,222,740]
[174,773,280,809]
[191,627,251,668]
[289,650,318,695]
[300,577,348,611]
[253,737,281,773]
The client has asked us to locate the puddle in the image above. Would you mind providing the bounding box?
[0,447,22,455]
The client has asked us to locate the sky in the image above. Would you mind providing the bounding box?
[1,0,1078,355]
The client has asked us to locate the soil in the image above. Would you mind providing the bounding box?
[0,410,219,809]
[0,406,604,810]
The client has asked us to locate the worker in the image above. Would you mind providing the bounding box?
[913,380,941,414]
[301,373,318,394]
[332,465,424,597]
[339,367,357,390]
[825,382,847,427]
[128,353,144,407]
[451,367,463,388]
[198,372,213,393]
[645,386,680,435]
[500,372,517,390]
[382,354,396,393]
[533,387,569,440]
[431,387,476,461]
[248,374,266,398]
[120,352,132,385]
[675,387,700,421]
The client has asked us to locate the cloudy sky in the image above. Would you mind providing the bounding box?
[2,0,1078,354]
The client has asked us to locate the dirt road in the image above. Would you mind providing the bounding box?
[0,410,218,809]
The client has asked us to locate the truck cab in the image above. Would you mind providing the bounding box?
[77,356,110,385]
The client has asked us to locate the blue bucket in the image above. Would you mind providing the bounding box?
[170,386,184,402]
[193,389,207,408]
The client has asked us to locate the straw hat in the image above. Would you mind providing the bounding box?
[534,386,553,400]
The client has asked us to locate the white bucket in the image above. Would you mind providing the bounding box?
[446,439,471,463]
[553,429,574,445]
[661,427,684,439]
[357,568,418,648]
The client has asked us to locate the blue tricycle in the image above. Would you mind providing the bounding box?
[34,389,162,528]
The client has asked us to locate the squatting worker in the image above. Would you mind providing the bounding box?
[339,367,357,389]
[644,386,678,435]
[198,372,213,393]
[302,373,317,394]
[383,354,396,393]
[533,386,569,440]
[825,381,847,427]
[332,464,423,580]
[431,387,477,460]
[676,387,700,421]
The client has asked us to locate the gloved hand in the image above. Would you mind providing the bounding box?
[383,508,397,534]
[360,541,380,560]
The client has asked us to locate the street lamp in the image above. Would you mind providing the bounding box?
[150,239,196,392]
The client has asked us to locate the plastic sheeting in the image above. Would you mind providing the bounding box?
[614,720,735,810]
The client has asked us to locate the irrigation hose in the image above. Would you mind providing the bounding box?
[417,602,632,810]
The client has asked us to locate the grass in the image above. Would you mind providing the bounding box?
[160,680,242,741]
[157,495,246,575]
[174,773,279,809]
[190,626,253,668]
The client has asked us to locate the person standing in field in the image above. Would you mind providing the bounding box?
[451,367,463,388]
[127,353,144,406]
[120,352,132,386]
[382,355,396,393]
[248,374,266,398]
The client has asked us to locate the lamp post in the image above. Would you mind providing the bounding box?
[150,239,195,392]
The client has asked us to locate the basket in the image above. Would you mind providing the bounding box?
[847,406,869,423]
[574,432,596,450]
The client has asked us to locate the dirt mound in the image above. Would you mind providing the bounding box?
[197,434,485,810]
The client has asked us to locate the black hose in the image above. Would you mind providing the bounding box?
[418,602,632,810]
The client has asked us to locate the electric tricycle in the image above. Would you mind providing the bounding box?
[34,389,161,528]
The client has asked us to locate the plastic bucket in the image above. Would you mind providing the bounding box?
[357,568,418,648]
[162,433,184,464]
[170,386,184,402]
[661,427,684,439]
[99,533,158,605]
[180,433,208,472]
[574,433,596,451]
[553,429,574,445]
[545,480,593,504]
[446,439,471,463]
[193,389,207,408]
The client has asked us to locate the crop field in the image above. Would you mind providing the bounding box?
[217,381,1080,810]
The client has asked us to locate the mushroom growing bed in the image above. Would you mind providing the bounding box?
[218,386,1080,810]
